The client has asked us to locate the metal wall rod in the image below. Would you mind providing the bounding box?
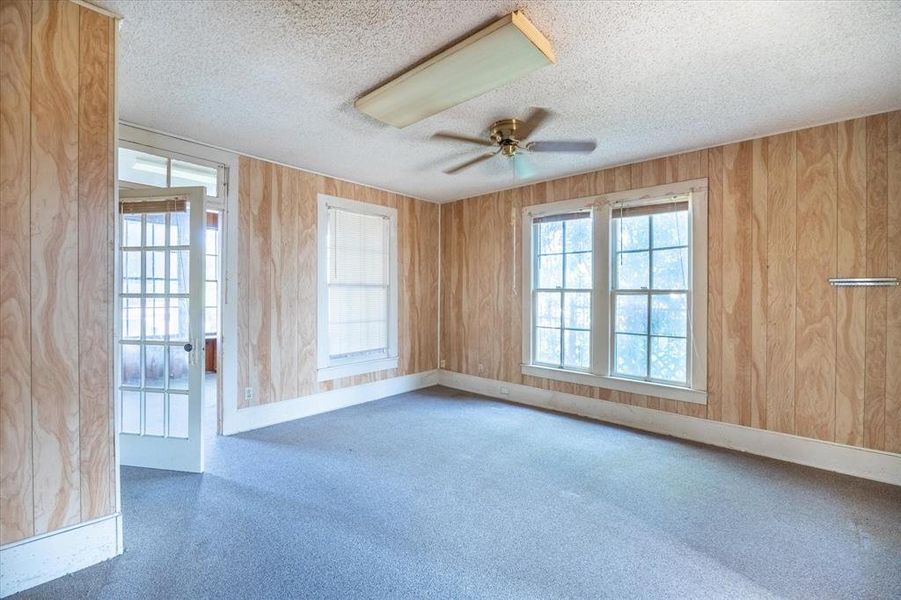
[828,277,899,287]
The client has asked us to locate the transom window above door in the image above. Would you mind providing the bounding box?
[521,178,708,405]
[118,144,224,198]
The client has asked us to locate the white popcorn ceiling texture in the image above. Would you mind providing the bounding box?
[98,0,901,203]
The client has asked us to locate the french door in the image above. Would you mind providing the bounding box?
[117,187,205,472]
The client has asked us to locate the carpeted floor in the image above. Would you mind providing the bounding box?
[16,386,901,599]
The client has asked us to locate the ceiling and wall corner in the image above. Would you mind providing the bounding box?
[95,0,901,203]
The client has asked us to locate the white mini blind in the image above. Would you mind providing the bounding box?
[327,207,390,360]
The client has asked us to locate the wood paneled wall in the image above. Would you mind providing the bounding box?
[236,157,439,408]
[0,0,116,544]
[440,110,901,454]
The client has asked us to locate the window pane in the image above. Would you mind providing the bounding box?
[651,293,687,337]
[122,298,142,340]
[171,159,218,197]
[122,250,142,293]
[563,292,590,329]
[205,255,218,279]
[613,215,648,251]
[564,252,591,289]
[170,210,190,246]
[652,210,688,248]
[535,327,561,365]
[615,333,647,377]
[205,281,217,306]
[652,248,688,289]
[205,307,218,335]
[615,251,649,289]
[535,292,561,328]
[328,285,388,357]
[564,217,591,252]
[169,250,189,294]
[538,221,563,254]
[205,228,219,252]
[119,147,167,187]
[538,254,563,289]
[329,209,387,287]
[121,344,141,387]
[564,329,590,369]
[615,295,647,334]
[650,336,687,383]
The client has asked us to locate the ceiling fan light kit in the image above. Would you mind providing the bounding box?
[354,11,556,128]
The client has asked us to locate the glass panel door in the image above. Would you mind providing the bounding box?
[118,187,205,473]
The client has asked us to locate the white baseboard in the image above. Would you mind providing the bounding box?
[0,513,123,598]
[223,370,439,435]
[437,370,901,486]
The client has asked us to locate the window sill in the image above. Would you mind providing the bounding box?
[317,357,399,382]
[520,364,707,405]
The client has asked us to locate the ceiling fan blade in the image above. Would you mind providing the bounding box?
[513,153,535,179]
[527,141,597,153]
[517,107,552,141]
[444,152,496,175]
[432,132,493,147]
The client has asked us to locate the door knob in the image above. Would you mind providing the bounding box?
[184,342,193,352]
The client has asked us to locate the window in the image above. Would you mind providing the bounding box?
[205,212,221,335]
[317,195,398,381]
[522,179,707,404]
[118,144,223,197]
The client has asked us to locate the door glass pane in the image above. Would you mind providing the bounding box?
[144,392,165,436]
[123,214,142,247]
[145,298,167,340]
[169,298,189,341]
[535,327,561,365]
[168,346,189,390]
[205,307,218,335]
[615,295,648,334]
[168,394,189,438]
[170,210,190,246]
[119,148,167,187]
[146,213,167,247]
[146,251,167,294]
[121,344,141,387]
[122,298,142,340]
[650,336,687,383]
[563,329,590,369]
[144,345,165,389]
[171,159,218,197]
[122,251,142,293]
[615,333,648,377]
[121,390,141,434]
[169,250,189,294]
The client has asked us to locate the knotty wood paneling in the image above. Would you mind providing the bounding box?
[236,157,439,408]
[0,0,34,544]
[440,111,901,455]
[0,0,117,544]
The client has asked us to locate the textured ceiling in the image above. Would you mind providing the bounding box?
[97,0,901,202]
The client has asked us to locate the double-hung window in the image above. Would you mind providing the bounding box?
[317,195,398,381]
[522,179,707,404]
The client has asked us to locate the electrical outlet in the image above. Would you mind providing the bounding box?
[439,359,446,368]
[478,363,484,373]
[244,387,254,401]
[499,386,510,395]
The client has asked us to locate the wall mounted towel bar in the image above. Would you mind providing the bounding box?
[828,277,899,287]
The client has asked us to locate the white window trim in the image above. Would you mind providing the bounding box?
[521,178,708,405]
[316,194,399,382]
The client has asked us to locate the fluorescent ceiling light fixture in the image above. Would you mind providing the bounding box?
[355,11,556,128]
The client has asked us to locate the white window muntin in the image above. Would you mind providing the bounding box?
[316,194,399,381]
[521,179,707,405]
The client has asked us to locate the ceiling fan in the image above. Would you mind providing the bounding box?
[432,108,596,178]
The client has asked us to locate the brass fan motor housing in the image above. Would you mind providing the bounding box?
[490,119,523,157]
